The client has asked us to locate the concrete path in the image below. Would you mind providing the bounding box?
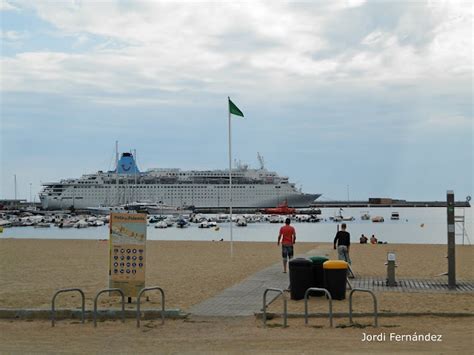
[189,249,327,317]
[189,261,290,316]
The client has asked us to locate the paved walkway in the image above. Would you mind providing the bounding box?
[350,277,474,293]
[190,261,290,316]
[190,247,474,316]
[190,249,328,316]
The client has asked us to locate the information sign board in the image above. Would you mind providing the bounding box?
[109,213,147,297]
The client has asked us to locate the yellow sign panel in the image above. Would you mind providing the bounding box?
[109,213,147,297]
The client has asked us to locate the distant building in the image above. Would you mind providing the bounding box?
[368,198,406,205]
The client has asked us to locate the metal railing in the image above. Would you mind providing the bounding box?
[136,286,165,328]
[51,288,85,327]
[93,288,125,327]
[349,288,378,327]
[262,288,287,328]
[304,288,333,327]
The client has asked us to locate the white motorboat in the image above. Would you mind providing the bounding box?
[236,217,247,227]
[74,220,89,228]
[155,221,168,229]
[199,221,210,228]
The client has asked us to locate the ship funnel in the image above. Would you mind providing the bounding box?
[116,152,140,174]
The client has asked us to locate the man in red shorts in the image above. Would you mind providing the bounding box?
[277,218,296,273]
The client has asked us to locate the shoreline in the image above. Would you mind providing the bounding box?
[0,234,472,247]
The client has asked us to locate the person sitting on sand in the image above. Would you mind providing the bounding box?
[370,235,378,244]
[360,234,368,244]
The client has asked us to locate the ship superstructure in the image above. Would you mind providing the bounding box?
[39,152,320,210]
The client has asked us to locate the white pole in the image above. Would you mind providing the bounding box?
[134,149,137,203]
[228,100,233,257]
[14,174,17,200]
[116,141,119,206]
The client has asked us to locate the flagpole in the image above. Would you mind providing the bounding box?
[228,97,234,257]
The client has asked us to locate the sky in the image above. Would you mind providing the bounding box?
[1,0,472,203]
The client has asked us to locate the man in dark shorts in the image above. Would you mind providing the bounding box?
[278,218,296,273]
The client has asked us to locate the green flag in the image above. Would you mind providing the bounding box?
[228,97,244,118]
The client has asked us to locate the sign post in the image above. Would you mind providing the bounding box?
[109,213,147,297]
[446,190,456,289]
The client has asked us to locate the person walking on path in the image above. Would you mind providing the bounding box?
[333,223,351,264]
[277,218,296,273]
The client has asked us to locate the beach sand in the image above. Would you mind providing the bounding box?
[0,316,473,354]
[0,239,473,353]
[1,239,472,310]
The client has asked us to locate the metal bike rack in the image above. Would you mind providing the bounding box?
[51,288,85,327]
[349,288,378,327]
[304,288,333,327]
[93,288,125,327]
[262,288,287,328]
[136,286,165,328]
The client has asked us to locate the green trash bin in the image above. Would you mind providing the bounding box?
[323,260,348,300]
[308,256,328,296]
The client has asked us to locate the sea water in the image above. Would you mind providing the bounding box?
[2,207,472,245]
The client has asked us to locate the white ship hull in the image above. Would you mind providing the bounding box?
[39,152,320,210]
[40,184,319,209]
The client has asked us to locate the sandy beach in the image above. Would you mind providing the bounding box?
[1,239,472,310]
[0,239,473,353]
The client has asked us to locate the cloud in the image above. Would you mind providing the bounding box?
[1,1,472,109]
[0,1,19,11]
[0,30,28,41]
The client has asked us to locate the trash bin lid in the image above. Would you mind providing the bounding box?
[308,256,329,265]
[289,258,312,266]
[323,260,348,269]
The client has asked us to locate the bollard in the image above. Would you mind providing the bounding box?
[385,252,397,286]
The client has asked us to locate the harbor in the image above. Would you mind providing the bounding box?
[1,206,471,245]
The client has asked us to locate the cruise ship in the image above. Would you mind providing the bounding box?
[39,152,320,210]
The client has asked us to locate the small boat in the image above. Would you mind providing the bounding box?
[372,216,384,223]
[74,220,89,228]
[176,219,189,228]
[148,216,161,224]
[391,212,400,220]
[332,208,353,222]
[92,220,105,227]
[164,217,175,227]
[236,217,247,227]
[268,215,283,223]
[34,222,51,228]
[199,221,210,228]
[155,221,168,229]
[0,220,13,228]
[360,211,371,220]
[59,221,75,228]
[217,214,229,222]
[262,200,296,215]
